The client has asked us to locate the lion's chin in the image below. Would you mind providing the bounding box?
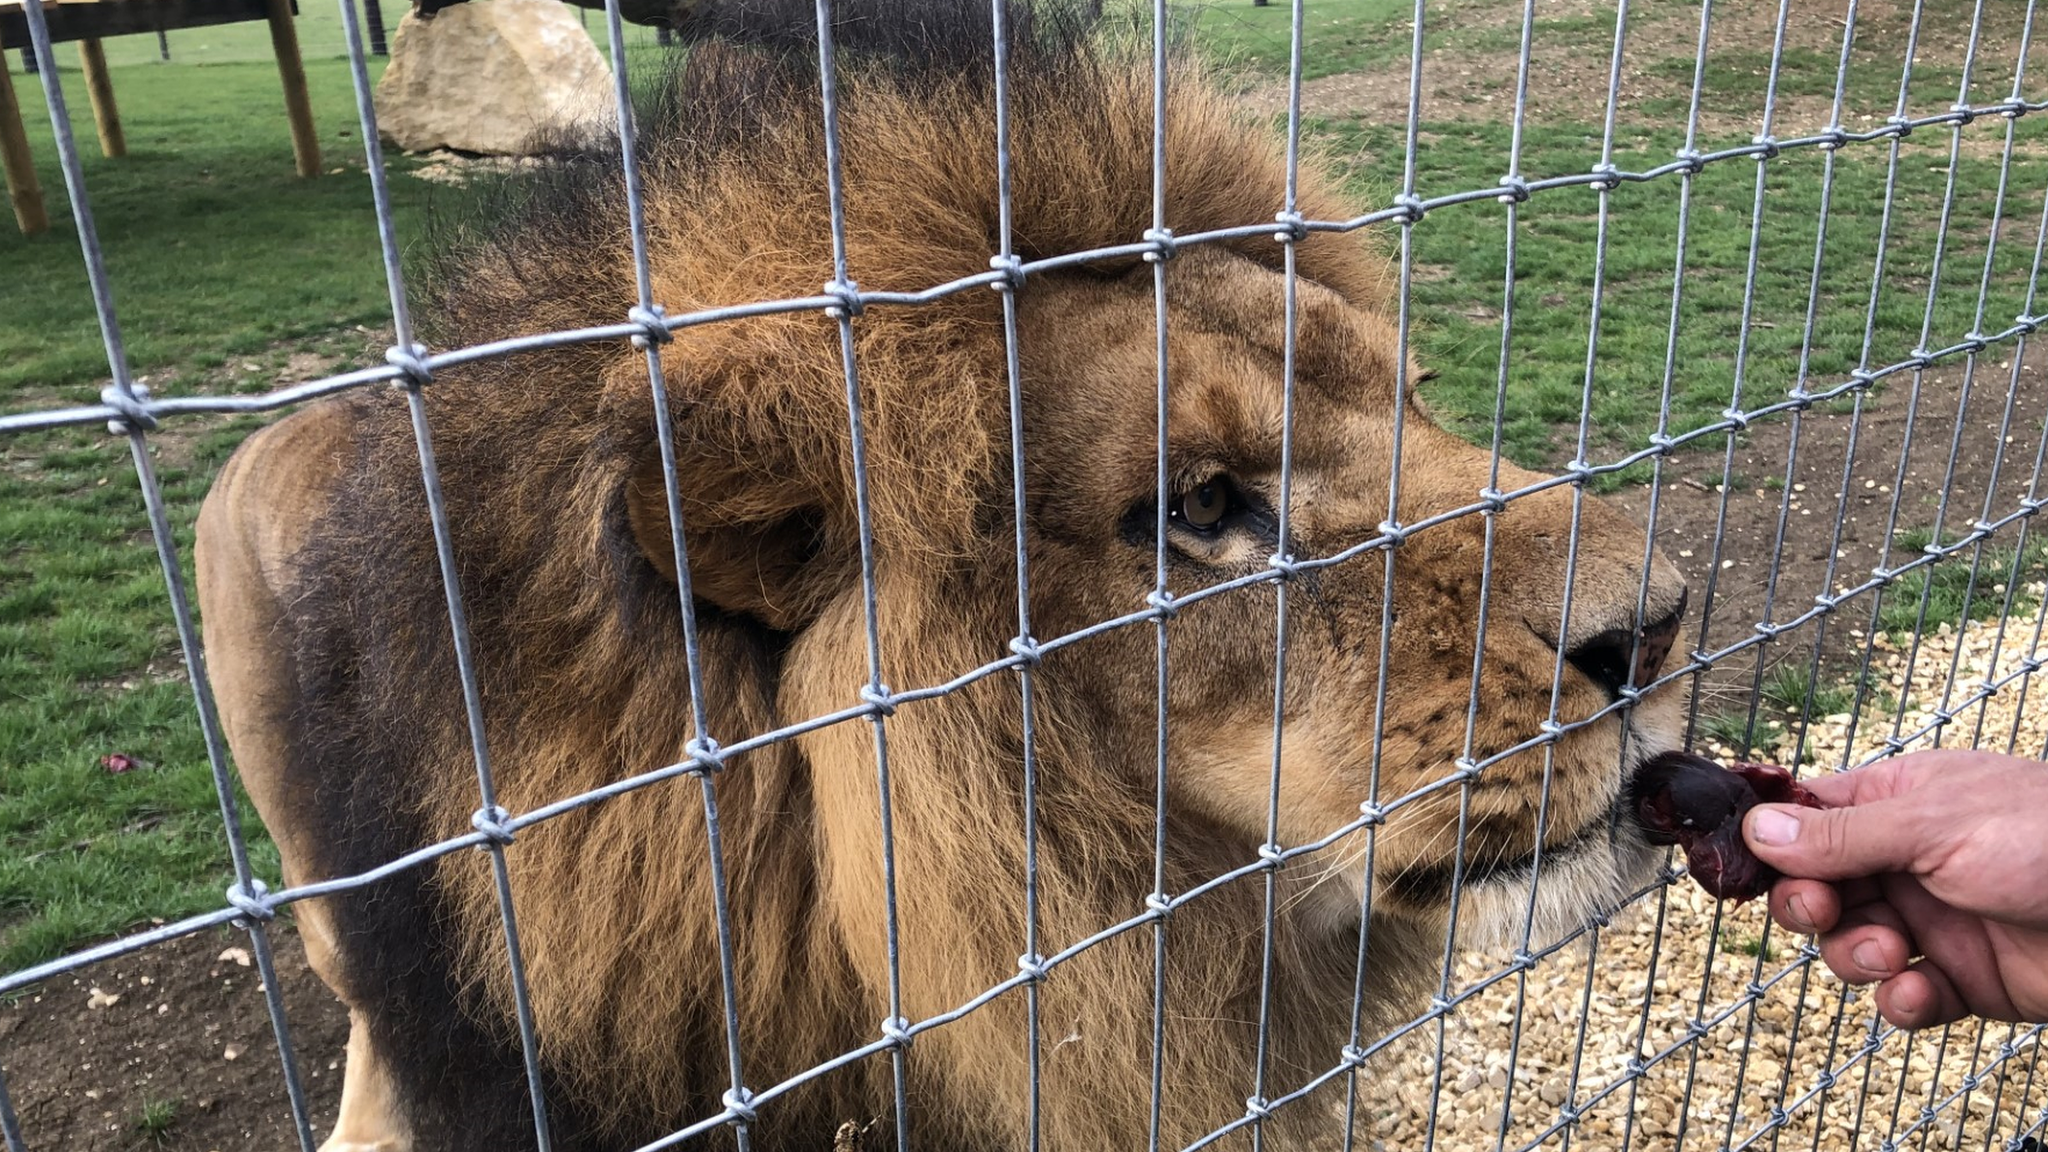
[1444,827,1665,957]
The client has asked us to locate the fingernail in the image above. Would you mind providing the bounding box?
[1750,807,1801,846]
[1853,941,1886,974]
[1788,893,1813,931]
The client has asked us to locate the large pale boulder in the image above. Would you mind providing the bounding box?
[373,0,617,156]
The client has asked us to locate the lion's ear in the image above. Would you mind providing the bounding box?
[625,453,840,633]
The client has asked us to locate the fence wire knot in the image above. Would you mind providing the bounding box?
[1144,892,1173,918]
[225,878,275,924]
[1478,486,1509,513]
[989,254,1026,292]
[1009,635,1044,668]
[471,805,516,847]
[859,683,897,718]
[721,1086,760,1125]
[1146,589,1180,621]
[1949,101,1977,125]
[1016,952,1050,984]
[880,1015,914,1050]
[1816,127,1849,151]
[1673,148,1706,175]
[100,382,156,432]
[1750,134,1782,160]
[685,735,725,773]
[1589,163,1619,192]
[824,279,865,319]
[1257,842,1285,870]
[1392,193,1426,223]
[628,304,673,349]
[1143,227,1179,263]
[1272,211,1308,244]
[1243,1095,1276,1122]
[1340,1044,1369,1070]
[385,343,433,388]
[1358,800,1386,826]
[1496,174,1531,204]
[1269,553,1304,581]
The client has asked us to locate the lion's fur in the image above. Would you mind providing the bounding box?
[196,9,1690,1150]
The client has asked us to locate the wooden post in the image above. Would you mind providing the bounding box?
[264,0,320,177]
[0,53,48,234]
[77,39,126,158]
[363,0,387,56]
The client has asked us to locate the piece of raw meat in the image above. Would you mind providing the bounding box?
[1630,750,1828,903]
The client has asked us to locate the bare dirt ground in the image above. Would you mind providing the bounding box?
[1244,0,2048,145]
[1612,339,2048,703]
[1,925,344,1152]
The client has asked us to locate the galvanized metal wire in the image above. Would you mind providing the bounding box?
[5,0,2048,1149]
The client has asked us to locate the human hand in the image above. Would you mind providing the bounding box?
[1740,748,2048,1029]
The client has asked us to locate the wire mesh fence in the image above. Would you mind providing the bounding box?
[4,0,2048,1148]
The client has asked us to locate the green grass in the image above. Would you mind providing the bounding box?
[1311,115,2048,477]
[0,416,286,976]
[1171,0,1418,81]
[1758,661,1857,719]
[134,1097,181,1144]
[4,54,426,396]
[1877,534,2048,640]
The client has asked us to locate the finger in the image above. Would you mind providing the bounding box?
[1875,960,1970,1031]
[1877,873,2023,1022]
[1814,901,1915,984]
[1743,796,1939,882]
[1768,878,1840,935]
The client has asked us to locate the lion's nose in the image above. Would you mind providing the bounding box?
[1565,587,1690,700]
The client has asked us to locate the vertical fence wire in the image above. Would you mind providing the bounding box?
[1540,3,1638,1146]
[330,0,559,1140]
[1145,1,1174,1148]
[1483,0,1554,1144]
[1700,1,1798,1144]
[806,4,914,1148]
[1246,0,1309,1140]
[1620,1,1719,1146]
[986,4,1047,1147]
[1763,6,1871,1135]
[9,1,319,1148]
[1930,1,2036,750]
[590,0,756,1147]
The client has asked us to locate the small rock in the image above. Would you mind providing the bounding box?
[223,1044,243,1061]
[86,988,120,1009]
[217,946,252,967]
[1539,1077,1568,1107]
[1455,1066,1484,1094]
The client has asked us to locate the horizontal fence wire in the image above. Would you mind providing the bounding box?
[5,0,2048,1148]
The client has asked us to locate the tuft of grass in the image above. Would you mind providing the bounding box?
[135,1097,180,1144]
[1758,663,1858,718]
[1695,710,1782,757]
[1712,925,1782,961]
[1877,536,2048,640]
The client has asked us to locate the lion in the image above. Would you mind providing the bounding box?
[194,7,1691,1151]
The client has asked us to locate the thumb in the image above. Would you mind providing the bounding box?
[1743,799,1924,882]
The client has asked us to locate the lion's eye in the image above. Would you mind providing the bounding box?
[1173,478,1236,532]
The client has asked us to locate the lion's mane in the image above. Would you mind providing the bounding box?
[277,7,1422,1148]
